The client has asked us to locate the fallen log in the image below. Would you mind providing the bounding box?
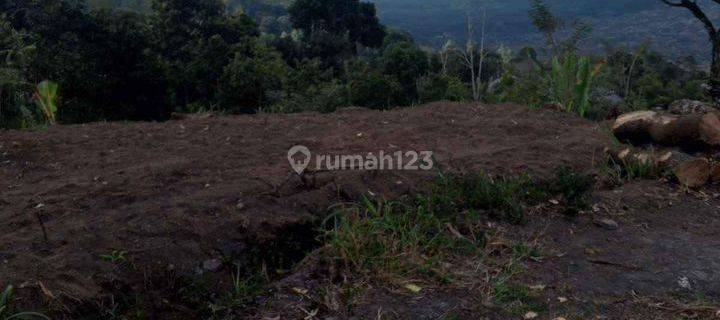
[613,110,720,149]
[674,158,712,188]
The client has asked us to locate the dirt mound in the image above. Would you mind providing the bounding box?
[0,102,611,315]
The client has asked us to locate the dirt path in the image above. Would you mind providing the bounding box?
[5,102,714,319]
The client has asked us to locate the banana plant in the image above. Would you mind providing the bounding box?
[550,54,604,118]
[33,80,58,125]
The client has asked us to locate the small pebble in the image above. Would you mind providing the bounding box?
[202,259,222,272]
[594,218,619,230]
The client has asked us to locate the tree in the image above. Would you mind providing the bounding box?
[347,61,406,109]
[151,0,258,109]
[459,10,487,102]
[0,0,176,122]
[437,34,455,76]
[0,14,35,128]
[287,0,386,50]
[218,41,287,113]
[381,41,429,102]
[529,0,591,56]
[661,0,720,106]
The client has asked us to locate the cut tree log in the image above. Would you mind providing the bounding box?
[612,111,657,142]
[699,112,720,147]
[613,110,720,149]
[604,146,673,169]
[711,165,720,184]
[668,99,711,115]
[674,158,712,188]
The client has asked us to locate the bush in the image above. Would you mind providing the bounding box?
[269,80,348,113]
[418,74,470,103]
[347,69,405,110]
[381,41,429,101]
[552,166,594,217]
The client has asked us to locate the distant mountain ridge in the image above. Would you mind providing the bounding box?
[88,0,717,63]
[369,0,715,63]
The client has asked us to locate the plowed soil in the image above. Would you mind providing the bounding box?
[2,102,718,319]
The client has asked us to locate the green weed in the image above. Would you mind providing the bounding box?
[209,266,266,315]
[553,166,594,217]
[492,282,546,316]
[100,250,126,263]
[601,153,660,186]
[324,172,561,278]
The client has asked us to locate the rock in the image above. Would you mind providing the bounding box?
[668,99,710,115]
[594,218,619,230]
[202,258,223,272]
[675,158,712,188]
[236,199,246,210]
[523,311,538,319]
[699,112,720,146]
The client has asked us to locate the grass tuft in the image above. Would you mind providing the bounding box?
[324,169,594,278]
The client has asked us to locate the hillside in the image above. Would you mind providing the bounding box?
[2,103,720,318]
[370,0,715,62]
[87,0,717,62]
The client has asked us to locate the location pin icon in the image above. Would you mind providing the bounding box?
[287,145,311,174]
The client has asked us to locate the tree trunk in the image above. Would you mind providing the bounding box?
[710,39,720,107]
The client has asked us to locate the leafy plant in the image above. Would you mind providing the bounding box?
[550,54,604,117]
[100,250,126,263]
[33,81,58,125]
[0,285,49,320]
[553,166,594,217]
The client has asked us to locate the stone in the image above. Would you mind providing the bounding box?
[668,99,710,115]
[674,158,712,188]
[594,218,619,230]
[202,258,223,272]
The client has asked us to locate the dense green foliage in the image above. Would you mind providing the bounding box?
[0,0,711,129]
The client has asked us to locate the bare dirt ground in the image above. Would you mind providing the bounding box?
[1,102,718,319]
[254,182,720,320]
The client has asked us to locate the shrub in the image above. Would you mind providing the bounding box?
[347,70,405,109]
[552,166,594,217]
[417,74,470,103]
